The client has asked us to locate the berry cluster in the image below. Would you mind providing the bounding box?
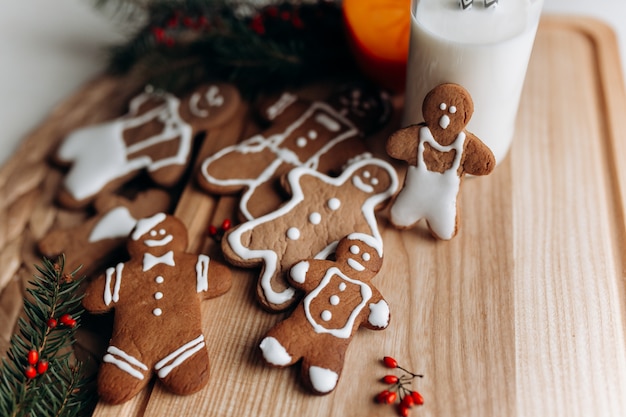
[248,4,305,35]
[208,218,233,243]
[375,356,424,416]
[23,350,48,380]
[151,11,211,47]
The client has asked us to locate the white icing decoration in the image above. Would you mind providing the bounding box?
[390,126,466,240]
[308,130,317,139]
[155,335,205,378]
[159,229,166,235]
[349,245,359,255]
[450,106,457,114]
[200,100,361,221]
[259,336,292,366]
[363,171,371,178]
[327,198,341,210]
[58,92,193,201]
[103,346,148,380]
[347,258,365,272]
[144,235,173,247]
[368,300,390,328]
[155,276,165,284]
[224,158,397,306]
[308,212,321,225]
[154,292,163,300]
[150,230,157,237]
[321,310,332,321]
[339,283,347,291]
[309,366,338,393]
[330,295,340,305]
[347,232,384,257]
[266,92,298,120]
[303,267,372,338]
[88,207,137,242]
[143,251,175,271]
[290,261,309,284]
[132,213,167,240]
[286,227,300,240]
[352,175,375,193]
[196,254,210,292]
[439,114,451,129]
[296,137,307,148]
[371,178,379,186]
[104,263,124,306]
[440,102,447,110]
[153,308,162,316]
[189,86,224,118]
[362,252,371,261]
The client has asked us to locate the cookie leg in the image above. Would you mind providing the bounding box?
[301,358,342,395]
[98,345,151,404]
[259,336,299,367]
[156,335,210,396]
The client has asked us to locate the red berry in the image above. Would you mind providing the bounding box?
[382,374,399,384]
[401,394,414,408]
[265,6,279,18]
[397,404,410,417]
[383,356,398,368]
[151,27,165,43]
[37,360,49,375]
[375,390,390,403]
[182,16,194,27]
[197,16,208,28]
[386,391,397,404]
[411,391,424,406]
[24,366,37,379]
[221,218,232,231]
[47,318,58,328]
[27,350,39,365]
[59,314,76,327]
[166,16,178,28]
[208,225,218,236]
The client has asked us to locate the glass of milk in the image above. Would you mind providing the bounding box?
[403,0,543,164]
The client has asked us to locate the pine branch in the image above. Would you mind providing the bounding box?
[0,256,96,417]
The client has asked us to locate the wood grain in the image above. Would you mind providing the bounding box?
[1,16,625,417]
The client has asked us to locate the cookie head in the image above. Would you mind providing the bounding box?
[336,234,383,281]
[422,83,474,146]
[128,213,187,256]
[349,161,395,196]
[178,83,240,130]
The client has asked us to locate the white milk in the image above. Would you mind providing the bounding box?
[403,0,543,164]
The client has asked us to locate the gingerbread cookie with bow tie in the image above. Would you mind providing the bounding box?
[198,85,391,220]
[259,234,390,394]
[82,213,232,404]
[55,83,240,209]
[386,83,495,240]
[222,155,398,311]
[38,189,171,275]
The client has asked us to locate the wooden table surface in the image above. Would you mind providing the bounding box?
[1,16,625,417]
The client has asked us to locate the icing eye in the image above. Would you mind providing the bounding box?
[449,106,457,114]
[363,171,371,178]
[440,103,447,110]
[308,130,317,139]
[350,245,360,255]
[150,230,157,237]
[362,253,371,262]
[371,178,379,186]
[296,137,307,148]
[159,229,166,235]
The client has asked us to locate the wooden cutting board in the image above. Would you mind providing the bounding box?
[1,16,625,417]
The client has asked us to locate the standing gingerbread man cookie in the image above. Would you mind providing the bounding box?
[82,213,232,404]
[386,83,495,240]
[259,234,390,394]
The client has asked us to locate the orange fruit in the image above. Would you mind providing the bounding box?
[342,0,411,92]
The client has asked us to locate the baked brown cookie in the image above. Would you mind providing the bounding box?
[222,155,398,311]
[197,85,391,220]
[38,189,171,275]
[386,83,495,240]
[82,213,232,404]
[259,234,390,394]
[55,83,240,209]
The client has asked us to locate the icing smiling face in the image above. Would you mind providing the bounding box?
[128,213,187,256]
[422,83,474,146]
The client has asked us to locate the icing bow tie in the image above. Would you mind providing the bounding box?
[143,251,175,271]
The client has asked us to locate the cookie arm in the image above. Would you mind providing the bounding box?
[197,255,232,300]
[288,260,334,292]
[361,289,390,331]
[461,133,496,176]
[386,124,423,166]
[82,266,121,314]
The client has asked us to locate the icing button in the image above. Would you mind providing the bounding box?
[155,276,164,284]
[154,292,163,300]
[153,308,163,317]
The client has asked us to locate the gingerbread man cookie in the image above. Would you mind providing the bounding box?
[38,189,171,275]
[198,85,391,220]
[386,83,495,240]
[82,213,232,404]
[259,234,390,394]
[222,155,398,311]
[55,83,240,208]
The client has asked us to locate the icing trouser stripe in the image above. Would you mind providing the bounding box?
[155,335,206,378]
[103,346,148,380]
[196,255,210,293]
